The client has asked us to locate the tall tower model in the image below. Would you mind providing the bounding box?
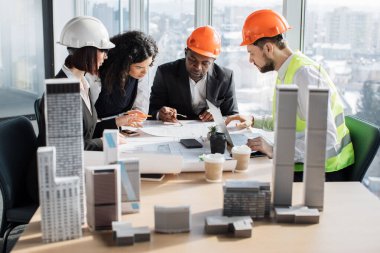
[303,87,329,210]
[37,147,82,243]
[44,78,85,221]
[272,85,298,207]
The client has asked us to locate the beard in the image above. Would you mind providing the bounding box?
[259,55,275,73]
[259,61,275,73]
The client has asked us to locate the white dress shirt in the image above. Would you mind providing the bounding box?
[189,74,207,115]
[62,65,92,115]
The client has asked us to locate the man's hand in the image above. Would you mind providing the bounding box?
[247,136,273,158]
[159,106,178,122]
[199,110,213,122]
[225,114,253,129]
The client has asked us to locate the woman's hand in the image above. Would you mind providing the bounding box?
[115,109,148,127]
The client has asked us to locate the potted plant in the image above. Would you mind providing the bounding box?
[208,125,226,154]
[207,125,217,140]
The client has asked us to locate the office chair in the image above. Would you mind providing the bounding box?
[0,117,39,253]
[34,98,41,125]
[345,115,380,181]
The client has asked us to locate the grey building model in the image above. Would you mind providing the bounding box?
[112,221,150,246]
[274,206,320,224]
[303,87,329,211]
[205,216,253,238]
[37,147,82,243]
[85,164,121,231]
[44,78,85,222]
[154,205,191,233]
[223,180,271,219]
[272,85,298,207]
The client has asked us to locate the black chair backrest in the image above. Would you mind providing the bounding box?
[345,115,380,181]
[34,98,41,125]
[0,117,38,233]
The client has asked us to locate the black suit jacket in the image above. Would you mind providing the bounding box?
[149,58,238,120]
[37,70,103,151]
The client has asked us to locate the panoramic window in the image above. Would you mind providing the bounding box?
[0,0,45,119]
[148,0,195,69]
[212,0,282,115]
[304,0,380,181]
[85,0,123,36]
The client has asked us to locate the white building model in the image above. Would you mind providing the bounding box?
[44,79,85,222]
[37,147,82,243]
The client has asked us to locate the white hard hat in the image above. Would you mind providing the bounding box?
[58,16,115,49]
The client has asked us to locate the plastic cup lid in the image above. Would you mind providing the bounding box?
[232,145,251,154]
[204,153,225,163]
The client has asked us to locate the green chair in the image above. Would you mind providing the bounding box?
[345,115,380,181]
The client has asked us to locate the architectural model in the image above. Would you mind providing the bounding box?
[274,206,320,224]
[303,87,329,211]
[37,147,82,243]
[112,221,150,246]
[154,205,191,233]
[118,158,140,213]
[103,129,119,164]
[223,180,271,219]
[85,165,121,231]
[272,85,298,207]
[44,78,85,222]
[205,216,253,238]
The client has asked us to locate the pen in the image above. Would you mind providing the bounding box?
[177,113,187,118]
[125,111,152,118]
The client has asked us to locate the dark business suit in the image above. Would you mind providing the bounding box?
[37,70,103,151]
[149,58,238,120]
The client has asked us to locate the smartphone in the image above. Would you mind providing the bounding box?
[141,173,165,181]
[180,138,203,148]
[250,151,266,158]
[120,129,139,137]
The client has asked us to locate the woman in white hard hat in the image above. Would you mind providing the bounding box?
[37,16,122,150]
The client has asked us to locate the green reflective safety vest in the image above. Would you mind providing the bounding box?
[273,52,354,172]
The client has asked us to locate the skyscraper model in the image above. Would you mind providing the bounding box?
[303,87,329,210]
[272,85,298,207]
[44,79,85,222]
[37,147,82,243]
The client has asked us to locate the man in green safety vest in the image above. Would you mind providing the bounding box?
[225,9,354,181]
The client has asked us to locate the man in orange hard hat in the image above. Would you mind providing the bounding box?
[225,9,354,181]
[149,25,238,122]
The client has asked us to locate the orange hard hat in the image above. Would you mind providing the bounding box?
[240,9,291,46]
[187,26,221,58]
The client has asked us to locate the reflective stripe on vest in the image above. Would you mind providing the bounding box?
[274,52,354,172]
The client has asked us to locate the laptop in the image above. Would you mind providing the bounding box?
[206,100,265,157]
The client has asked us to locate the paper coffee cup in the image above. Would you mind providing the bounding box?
[231,145,251,172]
[204,153,225,182]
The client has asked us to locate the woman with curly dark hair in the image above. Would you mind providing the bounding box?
[93,31,158,138]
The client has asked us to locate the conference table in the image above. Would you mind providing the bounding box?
[13,154,380,253]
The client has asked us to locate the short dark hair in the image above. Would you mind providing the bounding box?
[99,31,159,94]
[253,34,286,50]
[64,46,99,75]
